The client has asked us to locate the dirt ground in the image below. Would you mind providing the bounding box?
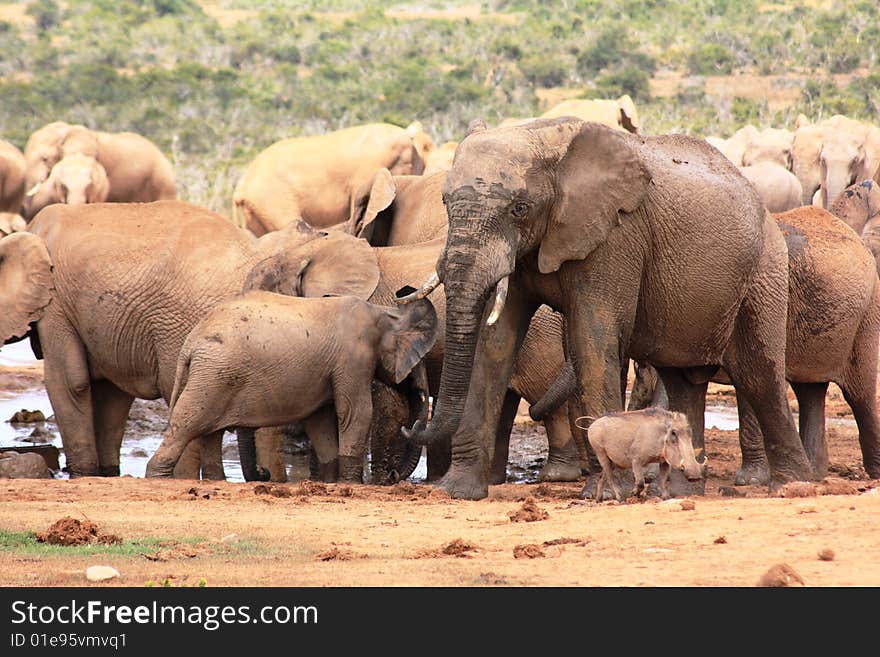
[2,363,879,587]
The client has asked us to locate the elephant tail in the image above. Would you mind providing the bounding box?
[529,360,576,422]
[168,351,192,413]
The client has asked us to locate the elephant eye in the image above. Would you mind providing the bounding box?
[511,201,529,218]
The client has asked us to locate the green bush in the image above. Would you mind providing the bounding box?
[26,0,61,33]
[519,54,569,87]
[592,66,651,103]
[687,43,735,75]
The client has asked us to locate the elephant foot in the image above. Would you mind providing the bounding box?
[579,474,616,501]
[437,463,489,500]
[768,461,816,495]
[538,460,582,482]
[539,442,583,482]
[734,461,770,486]
[866,459,880,480]
[489,469,507,485]
[338,456,365,484]
[311,458,339,483]
[145,458,174,478]
[99,465,120,477]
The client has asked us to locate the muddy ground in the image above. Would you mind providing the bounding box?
[1,361,879,587]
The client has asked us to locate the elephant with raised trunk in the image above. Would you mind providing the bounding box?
[399,117,813,500]
[0,201,408,480]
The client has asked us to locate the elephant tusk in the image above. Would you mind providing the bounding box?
[25,182,42,197]
[485,276,509,326]
[395,272,439,305]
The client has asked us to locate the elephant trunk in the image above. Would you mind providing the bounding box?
[822,162,858,210]
[529,361,576,421]
[390,360,430,481]
[236,428,270,482]
[403,294,485,446]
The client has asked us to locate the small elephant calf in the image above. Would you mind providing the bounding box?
[145,291,438,483]
[586,407,703,501]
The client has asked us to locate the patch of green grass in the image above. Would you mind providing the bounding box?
[0,529,168,557]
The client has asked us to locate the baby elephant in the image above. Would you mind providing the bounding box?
[587,408,703,501]
[145,291,438,482]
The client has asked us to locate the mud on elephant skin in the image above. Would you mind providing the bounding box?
[399,117,813,500]
[0,202,385,479]
[630,206,880,485]
[145,293,438,482]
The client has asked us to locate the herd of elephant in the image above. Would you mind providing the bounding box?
[2,97,880,501]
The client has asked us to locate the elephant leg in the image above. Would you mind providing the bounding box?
[539,403,582,482]
[837,308,880,478]
[489,389,520,485]
[255,427,288,482]
[333,381,372,484]
[173,439,202,480]
[427,438,451,482]
[303,405,339,483]
[37,314,99,476]
[791,381,829,479]
[198,432,225,481]
[91,380,134,477]
[147,384,222,477]
[655,368,708,450]
[440,287,536,500]
[722,236,812,488]
[564,310,629,499]
[734,391,770,486]
[655,368,707,496]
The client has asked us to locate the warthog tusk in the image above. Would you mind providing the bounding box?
[26,182,42,197]
[395,272,439,305]
[486,276,509,326]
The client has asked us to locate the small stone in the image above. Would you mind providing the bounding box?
[818,548,835,562]
[129,448,149,458]
[220,533,238,543]
[9,409,46,423]
[719,486,745,497]
[713,536,727,544]
[757,563,804,587]
[680,499,696,511]
[779,482,818,498]
[86,566,120,582]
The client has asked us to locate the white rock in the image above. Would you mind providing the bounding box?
[86,565,120,582]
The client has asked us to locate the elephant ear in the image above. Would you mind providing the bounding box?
[538,123,651,274]
[379,293,439,384]
[347,168,397,244]
[0,232,54,343]
[617,95,639,133]
[249,231,379,300]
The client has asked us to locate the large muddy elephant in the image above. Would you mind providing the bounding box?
[232,123,430,236]
[0,139,26,213]
[0,201,391,479]
[398,118,813,500]
[146,293,438,483]
[792,115,880,210]
[346,168,583,482]
[22,122,176,219]
[830,179,880,273]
